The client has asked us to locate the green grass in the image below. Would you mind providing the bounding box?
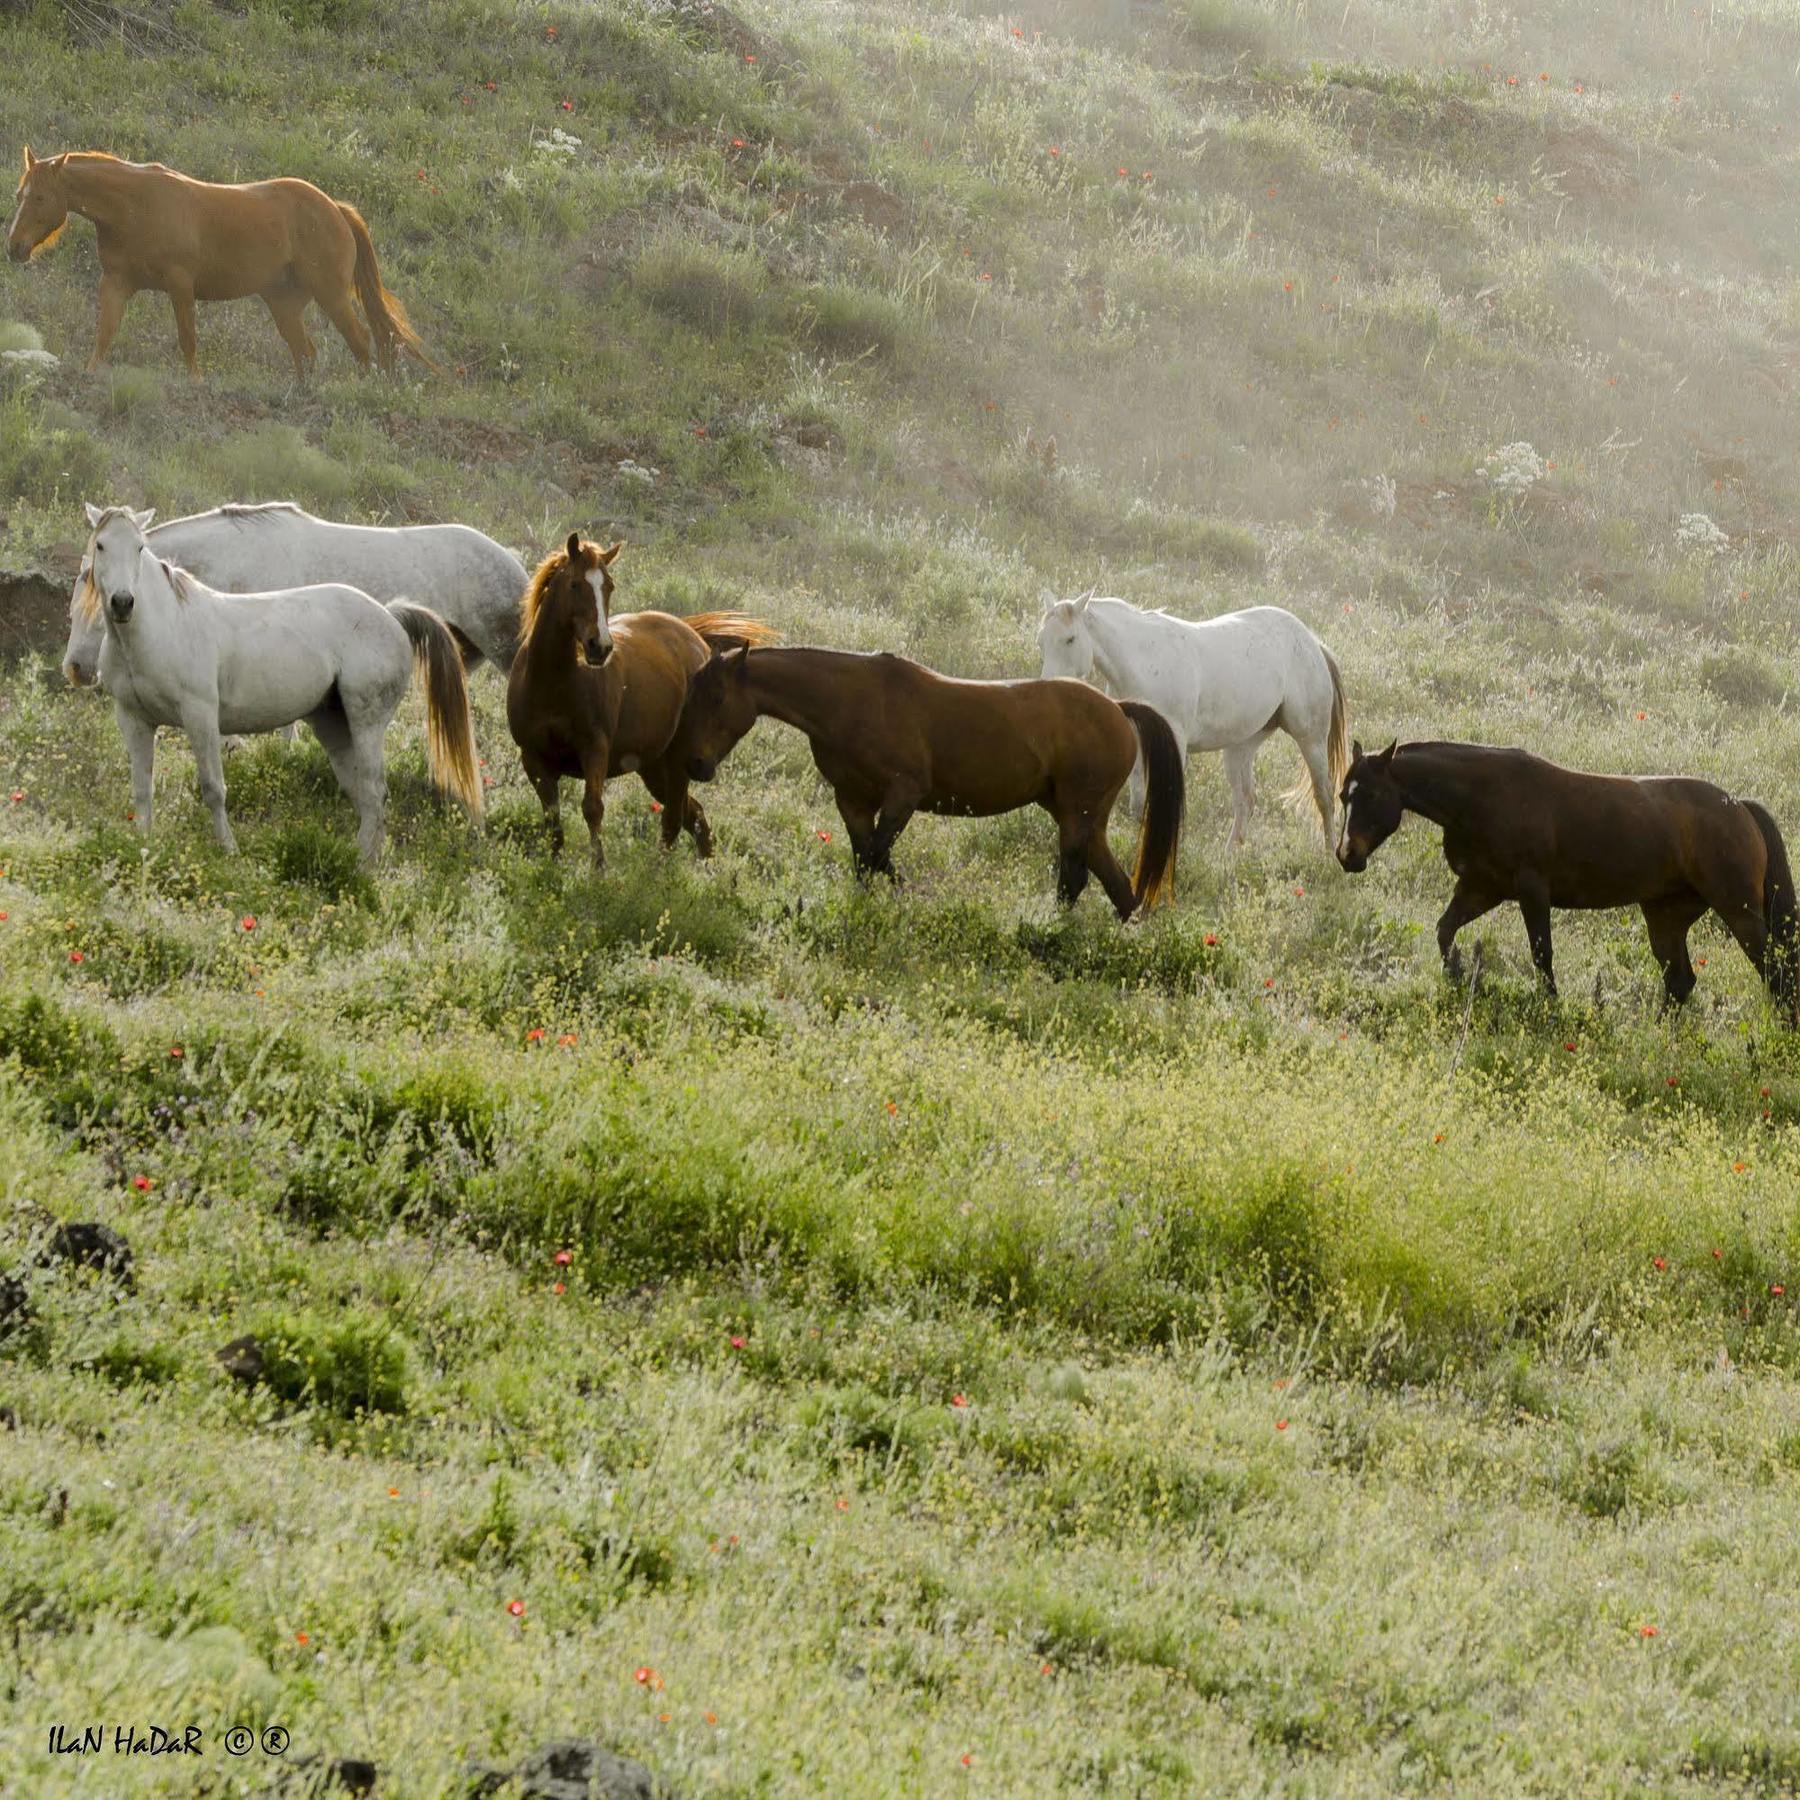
[7,0,1800,1792]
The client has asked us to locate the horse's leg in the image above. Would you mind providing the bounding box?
[1642,898,1706,1009]
[313,279,374,370]
[179,703,236,852]
[346,725,389,865]
[834,792,881,880]
[1436,876,1501,983]
[263,282,317,379]
[1716,898,1771,992]
[1052,806,1095,907]
[580,750,609,871]
[1222,740,1259,852]
[520,754,562,855]
[1295,730,1335,844]
[118,707,156,833]
[1517,874,1557,997]
[870,781,922,881]
[87,271,135,371]
[1084,813,1138,921]
[640,760,708,857]
[165,272,200,380]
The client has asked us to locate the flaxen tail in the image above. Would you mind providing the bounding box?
[1746,799,1798,1021]
[685,611,780,652]
[390,602,484,820]
[340,203,438,373]
[1285,642,1350,839]
[1119,700,1184,913]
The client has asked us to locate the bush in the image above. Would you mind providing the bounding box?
[0,393,107,505]
[634,237,769,336]
[204,425,354,507]
[242,1310,411,1417]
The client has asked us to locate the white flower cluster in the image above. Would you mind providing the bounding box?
[617,460,660,487]
[1476,441,1545,498]
[1674,512,1730,556]
[533,128,584,162]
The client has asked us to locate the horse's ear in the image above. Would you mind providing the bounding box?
[599,539,625,567]
[723,643,749,678]
[1378,739,1398,764]
[565,531,582,562]
[84,501,104,528]
[1073,591,1091,615]
[22,146,35,172]
[132,507,156,531]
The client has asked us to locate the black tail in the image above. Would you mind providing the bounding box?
[1747,799,1798,1020]
[1119,701,1184,912]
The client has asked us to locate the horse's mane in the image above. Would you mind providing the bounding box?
[214,501,306,525]
[520,545,573,635]
[163,560,196,601]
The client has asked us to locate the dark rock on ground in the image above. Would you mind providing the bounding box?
[0,1271,30,1338]
[216,1336,267,1384]
[43,1221,136,1287]
[466,1738,662,1800]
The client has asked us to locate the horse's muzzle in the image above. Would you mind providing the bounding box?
[5,240,29,266]
[687,755,716,783]
[583,636,612,666]
[109,593,135,623]
[63,659,97,688]
[1336,848,1368,874]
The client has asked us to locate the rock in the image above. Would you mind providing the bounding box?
[0,563,71,663]
[793,421,841,453]
[43,1221,135,1288]
[0,1272,29,1339]
[217,1335,267,1384]
[465,1738,663,1799]
[281,1753,379,1795]
[0,347,59,381]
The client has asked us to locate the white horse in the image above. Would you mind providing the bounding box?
[84,506,483,863]
[63,500,528,689]
[1037,594,1349,848]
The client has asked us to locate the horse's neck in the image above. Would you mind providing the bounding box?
[746,650,844,737]
[1085,606,1136,690]
[61,156,140,227]
[522,592,578,677]
[1394,751,1472,828]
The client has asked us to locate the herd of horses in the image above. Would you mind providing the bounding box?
[15,150,1800,1022]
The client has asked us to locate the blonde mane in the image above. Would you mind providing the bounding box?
[519,545,575,637]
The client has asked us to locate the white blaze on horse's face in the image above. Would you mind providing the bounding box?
[1335,779,1357,860]
[1037,600,1094,681]
[585,568,614,654]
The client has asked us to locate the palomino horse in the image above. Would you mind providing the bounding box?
[506,535,776,868]
[6,149,433,378]
[1037,594,1348,849]
[673,646,1185,918]
[64,502,529,689]
[84,507,481,862]
[1336,739,1799,1019]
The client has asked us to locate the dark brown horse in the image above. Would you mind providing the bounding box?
[1336,738,1798,1018]
[5,148,433,378]
[672,646,1184,917]
[506,535,775,868]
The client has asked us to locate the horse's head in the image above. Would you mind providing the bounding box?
[677,644,758,783]
[63,555,105,685]
[526,533,621,667]
[1335,739,1402,874]
[82,503,157,628]
[7,147,69,265]
[1036,590,1096,680]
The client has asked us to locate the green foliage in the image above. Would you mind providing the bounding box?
[239,1310,411,1417]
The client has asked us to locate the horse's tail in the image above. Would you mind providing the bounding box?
[1746,799,1799,1018]
[389,602,484,820]
[1284,639,1350,839]
[684,611,780,652]
[1119,701,1184,913]
[340,203,438,374]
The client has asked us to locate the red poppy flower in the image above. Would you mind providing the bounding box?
[1506,73,1518,85]
[295,1631,309,1645]
[557,1033,578,1047]
[1666,1076,1678,1087]
[8,790,21,803]
[835,1497,849,1511]
[1564,1042,1576,1053]
[1292,885,1304,897]
[555,1249,573,1266]
[507,1599,525,1617]
[703,1712,718,1725]
[526,1027,545,1043]
[387,1486,399,1497]
[133,1174,152,1192]
[168,1045,182,1059]
[951,1394,968,1407]
[1283,281,1294,292]
[68,949,84,964]
[484,80,496,91]
[816,829,832,842]
[730,1335,746,1349]
[1047,146,1060,157]
[1040,1662,1053,1675]
[0,912,8,922]
[1204,933,1217,946]
[544,23,556,36]
[560,99,574,111]
[650,801,664,813]
[240,915,256,932]
[1771,1284,1786,1298]
[1713,1247,1723,1259]
[552,1281,565,1295]
[693,424,708,437]
[961,1755,972,1768]
[1264,977,1275,988]
[1732,1162,1747,1174]
[1639,1624,1658,1638]
[1652,1256,1667,1270]
[730,138,744,149]
[635,1667,652,1684]
[1275,1419,1289,1431]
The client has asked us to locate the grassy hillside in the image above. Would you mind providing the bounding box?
[6,0,1800,1792]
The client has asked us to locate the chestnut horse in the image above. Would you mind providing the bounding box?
[1336,738,1799,1019]
[5,148,433,378]
[506,535,776,868]
[673,646,1185,918]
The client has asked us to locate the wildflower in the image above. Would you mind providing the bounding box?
[1204,933,1218,946]
[132,1174,152,1192]
[1564,1042,1576,1053]
[555,1249,573,1267]
[1772,1284,1786,1298]
[240,915,256,932]
[816,829,832,842]
[560,99,574,112]
[692,424,708,437]
[507,1599,525,1618]
[1574,82,1584,94]
[552,1282,566,1295]
[0,912,7,922]
[744,51,755,62]
[657,1713,671,1724]
[835,1497,849,1511]
[1041,1662,1053,1675]
[1540,71,1549,81]
[1635,712,1647,721]
[1666,1076,1678,1087]
[169,1045,183,1059]
[557,1032,578,1047]
[730,138,745,149]
[1653,1256,1667,1271]
[635,1667,652,1685]
[1713,1247,1723,1259]
[295,1632,309,1645]
[1433,1132,1445,1143]
[703,1712,718,1726]
[68,949,84,964]
[1732,1162,1747,1175]
[1118,166,1128,177]
[978,271,992,281]
[1140,170,1152,180]
[1283,281,1294,293]
[1293,885,1304,897]
[730,1335,746,1349]
[1639,1624,1658,1638]
[8,790,21,803]
[484,80,496,91]
[1275,1419,1289,1430]
[1047,146,1060,157]
[951,1394,968,1408]
[545,23,556,37]
[1506,74,1518,86]
[884,1100,897,1115]
[526,1027,546,1043]
[388,1486,399,1497]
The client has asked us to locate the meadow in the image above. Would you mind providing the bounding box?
[5,0,1800,1792]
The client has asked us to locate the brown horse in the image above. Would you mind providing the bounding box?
[5,148,433,378]
[1336,738,1799,1019]
[506,535,776,868]
[673,646,1184,918]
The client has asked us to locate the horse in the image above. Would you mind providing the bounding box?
[64,502,529,690]
[1334,738,1799,1020]
[83,507,481,863]
[672,645,1185,918]
[6,148,433,378]
[506,535,777,869]
[1036,593,1349,850]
